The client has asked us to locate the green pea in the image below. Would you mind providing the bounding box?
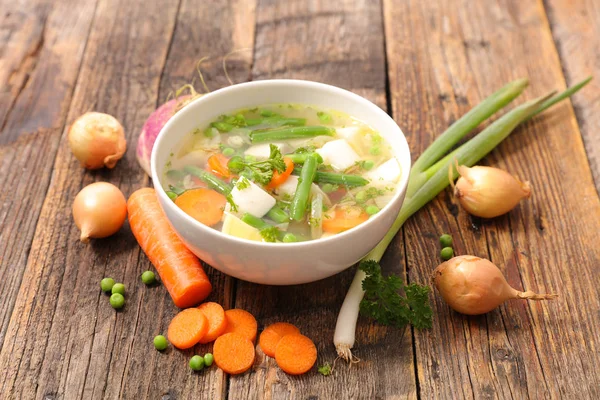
[111,283,126,296]
[153,335,168,351]
[439,234,453,248]
[282,233,297,243]
[189,355,205,371]
[222,147,235,157]
[365,205,380,215]
[362,160,375,170]
[141,271,156,285]
[321,183,335,193]
[440,247,454,261]
[355,190,367,203]
[203,353,214,367]
[109,293,125,309]
[369,146,381,156]
[100,278,115,292]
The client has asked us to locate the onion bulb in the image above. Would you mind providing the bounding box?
[68,112,127,169]
[451,163,531,218]
[72,182,127,243]
[432,255,557,315]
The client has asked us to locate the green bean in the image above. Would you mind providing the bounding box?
[250,126,334,143]
[183,166,232,194]
[267,206,289,223]
[285,152,323,164]
[246,117,306,127]
[290,153,319,221]
[241,213,270,230]
[292,168,369,187]
[211,122,234,132]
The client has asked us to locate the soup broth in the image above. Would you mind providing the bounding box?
[162,104,402,243]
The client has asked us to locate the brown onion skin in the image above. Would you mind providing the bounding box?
[454,165,531,218]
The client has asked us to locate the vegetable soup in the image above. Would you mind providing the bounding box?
[162,104,402,242]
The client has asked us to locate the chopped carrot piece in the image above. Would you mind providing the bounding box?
[259,322,300,357]
[197,302,227,344]
[221,309,258,343]
[167,308,209,349]
[128,188,212,308]
[275,333,317,375]
[207,153,231,178]
[266,157,294,189]
[174,188,226,227]
[213,332,255,375]
[322,207,369,233]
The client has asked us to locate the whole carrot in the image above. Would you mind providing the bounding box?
[127,188,212,308]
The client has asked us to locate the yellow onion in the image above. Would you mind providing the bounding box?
[432,255,557,315]
[451,164,531,218]
[68,112,127,169]
[72,182,127,243]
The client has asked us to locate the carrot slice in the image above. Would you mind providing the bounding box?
[213,332,255,375]
[197,302,227,344]
[174,188,226,227]
[275,333,317,375]
[322,207,369,233]
[221,309,258,343]
[128,188,212,308]
[167,308,209,349]
[266,157,294,189]
[259,322,301,357]
[207,153,231,178]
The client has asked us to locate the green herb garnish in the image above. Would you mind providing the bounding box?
[359,260,433,330]
[227,144,286,185]
[259,226,280,243]
[318,363,332,376]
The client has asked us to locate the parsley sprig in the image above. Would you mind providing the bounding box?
[359,260,432,330]
[228,144,286,185]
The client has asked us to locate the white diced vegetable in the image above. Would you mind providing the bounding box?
[316,139,360,172]
[277,175,300,197]
[367,158,401,182]
[244,143,289,160]
[336,126,360,142]
[227,135,245,148]
[227,179,276,218]
[222,213,263,241]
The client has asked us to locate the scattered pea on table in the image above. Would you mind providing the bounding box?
[189,355,205,371]
[441,247,454,261]
[141,271,156,285]
[100,277,115,292]
[111,283,126,295]
[439,233,453,248]
[203,353,214,367]
[153,335,168,351]
[110,293,125,309]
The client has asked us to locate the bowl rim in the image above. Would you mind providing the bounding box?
[151,79,411,248]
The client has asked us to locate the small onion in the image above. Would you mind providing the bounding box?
[72,182,127,243]
[432,255,557,315]
[68,112,127,169]
[451,164,531,218]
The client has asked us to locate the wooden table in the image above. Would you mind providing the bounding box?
[2,0,599,398]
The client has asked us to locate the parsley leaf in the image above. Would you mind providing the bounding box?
[235,177,251,190]
[225,194,238,212]
[317,363,332,376]
[227,145,286,186]
[259,226,280,242]
[359,260,433,329]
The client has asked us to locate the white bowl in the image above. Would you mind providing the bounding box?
[151,80,411,285]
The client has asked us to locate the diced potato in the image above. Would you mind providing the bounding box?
[316,139,360,172]
[226,179,276,218]
[244,143,289,160]
[367,158,401,182]
[222,213,263,241]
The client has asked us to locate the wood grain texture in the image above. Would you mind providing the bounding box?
[383,0,600,398]
[0,0,98,350]
[227,1,417,399]
[544,0,600,191]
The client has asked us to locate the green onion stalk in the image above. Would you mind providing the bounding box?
[333,77,592,362]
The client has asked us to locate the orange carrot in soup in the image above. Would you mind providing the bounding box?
[213,333,255,375]
[197,302,228,344]
[221,309,258,343]
[167,308,209,349]
[259,322,300,357]
[207,153,231,178]
[174,188,226,227]
[127,188,212,308]
[266,157,294,189]
[275,333,317,375]
[322,207,369,233]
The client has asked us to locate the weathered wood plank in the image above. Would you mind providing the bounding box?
[384,0,600,398]
[0,0,181,398]
[0,0,98,351]
[228,1,417,399]
[544,0,600,191]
